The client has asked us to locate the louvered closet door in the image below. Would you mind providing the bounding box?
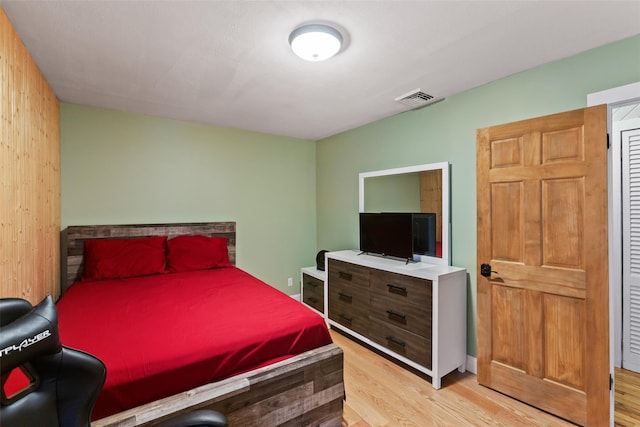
[623,126,640,373]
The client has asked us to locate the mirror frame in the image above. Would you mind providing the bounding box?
[359,162,450,266]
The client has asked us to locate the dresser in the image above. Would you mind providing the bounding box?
[323,249,467,389]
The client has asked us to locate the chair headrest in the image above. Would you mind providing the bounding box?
[0,298,33,327]
[0,296,62,374]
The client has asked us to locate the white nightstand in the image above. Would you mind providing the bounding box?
[300,266,326,317]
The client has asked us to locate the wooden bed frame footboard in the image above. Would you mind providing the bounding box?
[92,343,344,426]
[61,222,344,426]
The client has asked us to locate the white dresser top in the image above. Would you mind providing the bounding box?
[326,249,466,281]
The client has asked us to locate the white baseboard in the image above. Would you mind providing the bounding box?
[466,355,477,374]
[290,293,301,301]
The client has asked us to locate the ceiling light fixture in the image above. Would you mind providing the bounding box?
[289,24,343,62]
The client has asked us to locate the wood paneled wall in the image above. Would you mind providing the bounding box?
[1,8,60,303]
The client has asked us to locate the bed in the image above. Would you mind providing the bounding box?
[58,222,344,426]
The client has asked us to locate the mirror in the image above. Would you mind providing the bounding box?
[359,162,450,266]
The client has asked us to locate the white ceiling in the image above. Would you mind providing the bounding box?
[2,1,639,140]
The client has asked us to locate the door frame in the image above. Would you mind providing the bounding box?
[587,81,640,426]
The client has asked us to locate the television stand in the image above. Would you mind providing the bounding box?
[357,251,417,265]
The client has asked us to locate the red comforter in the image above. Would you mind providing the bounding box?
[56,267,332,419]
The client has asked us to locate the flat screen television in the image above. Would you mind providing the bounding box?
[359,212,437,261]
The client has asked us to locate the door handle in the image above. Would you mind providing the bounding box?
[480,263,498,277]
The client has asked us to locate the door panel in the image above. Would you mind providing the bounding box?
[491,285,526,369]
[544,294,585,390]
[491,182,523,261]
[543,178,584,268]
[477,105,608,426]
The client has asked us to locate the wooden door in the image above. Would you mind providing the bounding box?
[420,170,443,242]
[477,105,609,426]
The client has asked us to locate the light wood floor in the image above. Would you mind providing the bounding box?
[332,329,576,426]
[615,367,640,427]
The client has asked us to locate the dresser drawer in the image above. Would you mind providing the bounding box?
[328,259,370,290]
[369,317,432,369]
[370,292,431,338]
[328,282,369,336]
[302,273,324,312]
[370,269,432,307]
[329,302,369,336]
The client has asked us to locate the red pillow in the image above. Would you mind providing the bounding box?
[167,235,231,272]
[83,236,167,281]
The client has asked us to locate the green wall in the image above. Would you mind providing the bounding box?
[60,35,640,358]
[316,35,640,357]
[60,104,317,294]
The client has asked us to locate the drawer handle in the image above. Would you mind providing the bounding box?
[338,271,353,281]
[338,292,353,303]
[386,310,407,324]
[339,314,353,323]
[387,283,408,296]
[386,336,406,348]
[306,281,318,288]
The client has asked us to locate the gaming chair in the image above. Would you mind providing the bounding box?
[0,296,227,427]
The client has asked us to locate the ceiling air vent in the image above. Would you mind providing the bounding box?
[394,89,440,109]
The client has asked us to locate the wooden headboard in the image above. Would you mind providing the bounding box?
[61,222,236,295]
